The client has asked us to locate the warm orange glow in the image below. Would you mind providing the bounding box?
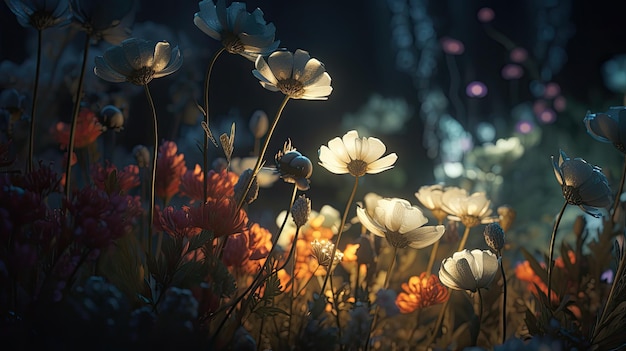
[395,272,450,313]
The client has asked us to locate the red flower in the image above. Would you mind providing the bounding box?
[222,230,251,267]
[189,198,248,239]
[155,205,200,239]
[91,162,140,194]
[64,187,142,249]
[155,140,187,203]
[53,108,102,149]
[395,272,450,313]
[180,165,238,203]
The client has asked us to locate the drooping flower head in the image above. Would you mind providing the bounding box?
[194,0,279,61]
[395,272,450,313]
[440,188,496,228]
[438,249,500,292]
[356,197,445,249]
[584,106,626,153]
[94,38,183,86]
[70,0,135,44]
[253,49,332,100]
[318,130,397,177]
[275,139,312,191]
[552,150,612,217]
[5,0,71,30]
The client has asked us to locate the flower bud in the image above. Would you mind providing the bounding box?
[483,222,505,252]
[249,110,268,139]
[133,145,151,168]
[233,169,258,205]
[99,105,124,132]
[291,195,311,227]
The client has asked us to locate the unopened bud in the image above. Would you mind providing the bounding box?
[483,222,505,252]
[234,169,258,205]
[249,110,269,139]
[99,105,124,132]
[291,195,311,227]
[133,145,150,168]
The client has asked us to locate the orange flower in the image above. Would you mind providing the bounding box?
[342,243,360,263]
[180,165,238,203]
[155,140,187,203]
[53,108,102,149]
[395,272,450,313]
[514,251,575,304]
[189,197,248,238]
[91,162,140,194]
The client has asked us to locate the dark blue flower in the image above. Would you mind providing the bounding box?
[584,106,626,153]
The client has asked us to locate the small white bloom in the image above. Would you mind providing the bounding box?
[441,189,495,228]
[438,249,500,292]
[356,197,445,249]
[318,130,397,177]
[253,49,332,100]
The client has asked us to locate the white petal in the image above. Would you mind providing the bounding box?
[193,15,222,40]
[366,153,397,173]
[318,161,348,175]
[342,130,360,160]
[94,57,126,83]
[398,206,429,233]
[356,206,386,237]
[267,50,293,81]
[326,137,351,164]
[362,137,386,164]
[405,225,445,249]
[254,55,278,85]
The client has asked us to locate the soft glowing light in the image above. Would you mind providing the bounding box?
[538,108,557,124]
[516,120,533,134]
[477,7,495,23]
[440,37,465,55]
[543,82,561,99]
[501,64,523,80]
[476,122,496,143]
[443,162,464,178]
[466,81,488,98]
[510,47,528,63]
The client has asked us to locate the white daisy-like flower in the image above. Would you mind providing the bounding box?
[193,0,279,61]
[253,49,332,100]
[94,38,183,86]
[318,130,397,177]
[415,184,450,223]
[441,189,496,228]
[438,249,500,292]
[356,197,445,249]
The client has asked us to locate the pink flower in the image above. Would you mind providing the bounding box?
[53,108,103,149]
[91,162,140,194]
[155,205,201,239]
[189,198,248,238]
[180,165,237,203]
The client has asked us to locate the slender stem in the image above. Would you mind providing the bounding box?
[457,226,472,252]
[236,95,291,210]
[476,288,483,344]
[611,154,626,224]
[594,234,626,342]
[320,176,359,293]
[64,34,90,199]
[499,252,507,344]
[144,84,159,257]
[426,241,440,277]
[426,294,451,347]
[329,273,342,342]
[547,201,568,304]
[287,226,299,346]
[27,29,43,173]
[202,47,225,203]
[296,264,320,297]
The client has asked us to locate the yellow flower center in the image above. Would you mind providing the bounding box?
[277,78,305,98]
[347,160,367,177]
[128,67,155,86]
[222,33,244,54]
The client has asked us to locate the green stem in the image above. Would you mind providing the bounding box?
[64,34,90,199]
[320,176,359,293]
[611,154,626,224]
[144,84,158,257]
[236,95,290,210]
[202,47,224,202]
[547,201,568,305]
[27,29,43,173]
[499,252,507,344]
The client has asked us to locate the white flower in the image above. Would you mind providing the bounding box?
[441,189,495,228]
[438,249,500,292]
[194,0,279,61]
[552,150,612,217]
[94,38,182,86]
[253,49,332,100]
[5,0,71,30]
[311,239,343,268]
[415,184,449,223]
[318,130,397,177]
[356,197,445,249]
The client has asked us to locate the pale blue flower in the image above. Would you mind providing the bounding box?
[194,0,279,61]
[4,0,71,29]
[584,106,626,153]
[552,150,612,217]
[94,38,182,86]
